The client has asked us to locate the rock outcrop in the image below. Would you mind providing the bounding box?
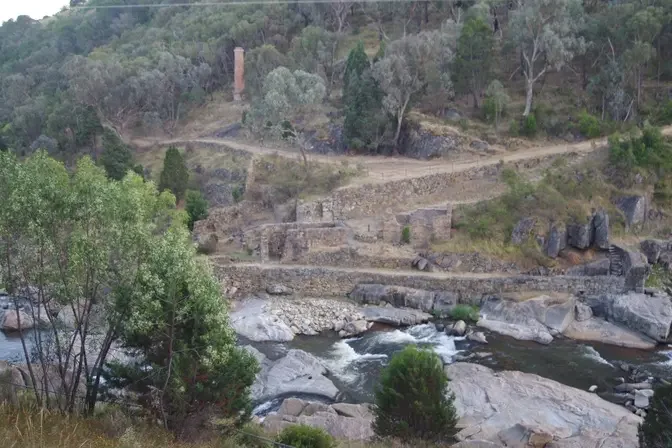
[562,317,657,349]
[446,362,641,447]
[567,221,593,249]
[263,398,374,440]
[350,284,458,315]
[246,348,339,403]
[592,209,610,249]
[511,217,536,245]
[615,195,648,229]
[585,292,672,342]
[566,258,611,276]
[230,298,295,342]
[545,222,567,258]
[360,306,432,326]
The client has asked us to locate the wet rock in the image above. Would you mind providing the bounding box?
[511,217,536,245]
[615,382,653,392]
[435,323,445,332]
[452,320,467,336]
[477,319,553,345]
[341,320,368,337]
[545,222,567,258]
[266,284,293,295]
[360,306,431,327]
[567,221,593,249]
[589,385,598,392]
[592,209,610,249]
[467,332,488,344]
[634,390,650,408]
[563,318,657,350]
[446,363,641,447]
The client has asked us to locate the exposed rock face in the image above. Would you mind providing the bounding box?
[575,302,593,322]
[640,239,664,264]
[268,297,366,336]
[562,318,657,350]
[248,348,339,403]
[263,398,374,440]
[585,292,672,342]
[615,195,648,229]
[266,284,293,295]
[351,284,454,314]
[446,362,641,447]
[360,306,431,326]
[511,217,536,245]
[592,209,610,249]
[545,222,567,258]
[567,221,593,249]
[1,309,35,332]
[230,298,294,342]
[478,295,576,344]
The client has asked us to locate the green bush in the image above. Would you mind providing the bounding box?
[373,346,458,443]
[158,146,189,201]
[450,305,479,323]
[401,226,411,244]
[521,114,537,137]
[276,424,336,448]
[652,100,672,125]
[578,110,601,138]
[185,189,208,230]
[508,118,520,136]
[236,423,272,448]
[639,383,672,447]
[232,185,244,203]
[100,129,134,181]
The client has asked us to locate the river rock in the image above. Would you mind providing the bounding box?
[251,349,339,403]
[266,284,293,295]
[264,398,374,441]
[614,382,653,392]
[452,320,467,336]
[350,284,439,313]
[477,319,553,345]
[575,302,593,322]
[592,209,610,249]
[589,385,598,392]
[545,222,567,258]
[511,217,536,245]
[446,362,641,447]
[230,299,294,342]
[634,390,650,408]
[1,309,34,332]
[563,318,657,349]
[615,195,648,229]
[341,320,368,337]
[587,292,672,342]
[467,332,488,344]
[567,221,593,249]
[360,306,431,327]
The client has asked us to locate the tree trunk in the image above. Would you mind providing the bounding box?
[523,79,534,117]
[394,113,404,148]
[472,90,480,109]
[424,2,429,24]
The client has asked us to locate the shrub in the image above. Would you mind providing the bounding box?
[521,114,537,137]
[236,423,273,448]
[276,424,336,448]
[401,226,411,244]
[638,383,672,448]
[232,185,244,203]
[578,110,601,139]
[158,146,189,201]
[450,305,479,323]
[100,129,134,180]
[509,118,520,136]
[373,346,458,443]
[185,189,208,230]
[652,100,672,125]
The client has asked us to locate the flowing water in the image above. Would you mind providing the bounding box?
[247,323,672,406]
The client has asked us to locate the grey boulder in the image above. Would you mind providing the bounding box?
[563,318,657,350]
[592,209,610,249]
[360,306,431,327]
[545,222,567,258]
[230,298,294,342]
[615,195,648,229]
[511,217,536,246]
[567,221,593,249]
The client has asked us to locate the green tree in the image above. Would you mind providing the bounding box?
[343,41,369,94]
[484,80,509,132]
[638,383,672,448]
[159,146,189,201]
[373,346,458,443]
[245,45,291,100]
[508,0,586,116]
[108,225,258,431]
[453,16,494,109]
[290,26,339,96]
[185,189,208,230]
[100,129,133,180]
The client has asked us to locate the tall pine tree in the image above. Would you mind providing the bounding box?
[453,17,495,109]
[159,146,189,201]
[100,129,133,181]
[343,41,370,95]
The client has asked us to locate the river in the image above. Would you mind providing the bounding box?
[245,323,672,406]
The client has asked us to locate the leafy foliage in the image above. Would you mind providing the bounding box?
[453,17,494,108]
[609,126,672,174]
[276,425,336,448]
[522,114,538,137]
[638,383,672,448]
[100,129,134,180]
[159,146,189,201]
[401,226,411,244]
[578,110,602,138]
[450,305,480,323]
[373,346,458,443]
[185,189,208,230]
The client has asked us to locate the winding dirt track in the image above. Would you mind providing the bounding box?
[158,125,672,187]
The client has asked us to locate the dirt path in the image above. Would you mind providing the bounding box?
[156,126,672,188]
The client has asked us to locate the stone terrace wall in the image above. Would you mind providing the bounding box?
[282,227,349,262]
[215,264,626,301]
[282,247,414,270]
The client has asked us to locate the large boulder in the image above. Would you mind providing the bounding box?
[230,298,294,342]
[446,363,641,447]
[477,319,553,345]
[263,398,374,441]
[545,222,567,258]
[360,306,432,327]
[567,221,593,250]
[615,195,648,229]
[640,239,664,264]
[511,217,536,245]
[586,292,672,342]
[350,284,435,313]
[250,349,339,403]
[563,317,657,349]
[592,209,610,249]
[1,309,34,332]
[478,295,576,342]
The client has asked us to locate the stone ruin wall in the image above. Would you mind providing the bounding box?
[282,227,349,262]
[215,264,627,301]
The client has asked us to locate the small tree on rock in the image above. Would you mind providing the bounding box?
[159,146,189,201]
[373,345,458,443]
[639,383,672,448]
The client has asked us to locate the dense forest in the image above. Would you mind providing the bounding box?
[2,0,672,158]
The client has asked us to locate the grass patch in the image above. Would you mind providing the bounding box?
[646,264,671,289]
[450,305,480,323]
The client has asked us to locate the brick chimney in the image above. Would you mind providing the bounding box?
[233,47,245,101]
